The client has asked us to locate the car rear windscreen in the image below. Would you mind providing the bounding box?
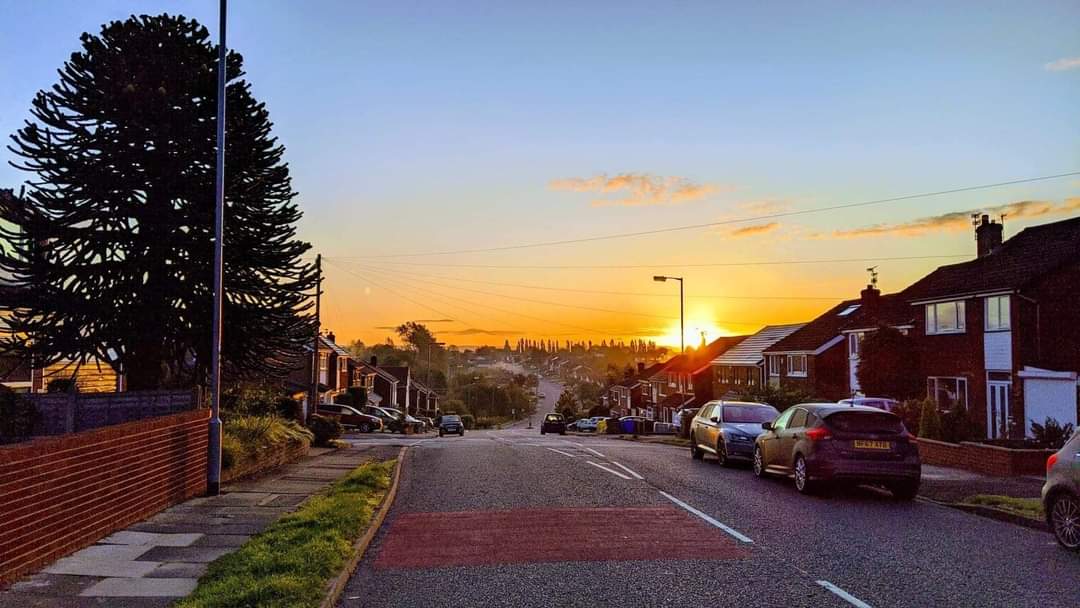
[825,411,904,434]
[722,405,778,424]
[444,416,460,422]
[546,415,563,421]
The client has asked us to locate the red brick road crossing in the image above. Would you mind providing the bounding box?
[374,506,750,569]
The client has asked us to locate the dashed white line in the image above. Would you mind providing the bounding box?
[815,581,874,608]
[585,460,633,480]
[658,491,754,544]
[545,447,577,458]
[609,461,644,479]
[583,447,606,458]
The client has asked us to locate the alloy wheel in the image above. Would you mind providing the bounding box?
[753,447,764,477]
[715,439,727,466]
[1051,493,1080,550]
[794,457,808,492]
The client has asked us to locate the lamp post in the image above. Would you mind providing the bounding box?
[207,0,228,497]
[425,340,445,416]
[653,275,685,354]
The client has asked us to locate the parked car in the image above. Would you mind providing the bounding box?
[381,407,425,433]
[753,403,921,499]
[576,418,599,432]
[838,397,899,412]
[360,405,402,432]
[439,414,465,437]
[1043,429,1080,551]
[690,401,779,466]
[317,403,383,433]
[541,413,566,435]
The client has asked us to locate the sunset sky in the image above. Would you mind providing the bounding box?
[2,1,1078,348]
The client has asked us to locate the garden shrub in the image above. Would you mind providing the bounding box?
[221,415,313,471]
[308,413,343,447]
[918,399,943,440]
[893,399,926,436]
[222,382,289,418]
[460,414,475,430]
[1030,417,1074,450]
[0,389,40,443]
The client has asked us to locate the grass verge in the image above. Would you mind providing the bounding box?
[175,459,395,608]
[960,494,1044,521]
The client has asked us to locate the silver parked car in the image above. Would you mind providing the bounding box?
[1043,430,1080,551]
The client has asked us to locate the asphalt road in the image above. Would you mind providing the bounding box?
[338,425,1080,608]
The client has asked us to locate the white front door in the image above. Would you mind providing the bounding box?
[986,381,1011,439]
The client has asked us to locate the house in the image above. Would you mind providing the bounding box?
[382,366,412,414]
[763,294,867,401]
[839,291,916,396]
[710,324,805,398]
[364,357,400,409]
[688,336,750,407]
[409,379,438,417]
[287,333,351,410]
[901,214,1080,439]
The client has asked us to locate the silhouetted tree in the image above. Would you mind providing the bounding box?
[0,15,316,389]
[855,325,922,400]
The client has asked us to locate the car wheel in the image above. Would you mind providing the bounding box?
[459,430,465,436]
[541,430,546,435]
[1049,491,1080,551]
[690,435,703,460]
[439,430,444,437]
[793,455,816,495]
[889,480,919,501]
[359,422,370,433]
[752,446,766,477]
[715,439,728,467]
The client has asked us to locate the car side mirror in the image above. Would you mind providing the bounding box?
[710,416,720,423]
[761,421,773,431]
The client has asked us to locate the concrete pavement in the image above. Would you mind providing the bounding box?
[338,427,1080,608]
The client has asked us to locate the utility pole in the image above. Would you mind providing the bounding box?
[207,0,228,497]
[308,254,322,419]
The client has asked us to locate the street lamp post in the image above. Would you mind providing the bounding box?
[207,0,228,497]
[653,275,685,354]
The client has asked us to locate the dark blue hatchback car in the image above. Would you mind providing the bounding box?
[690,401,779,465]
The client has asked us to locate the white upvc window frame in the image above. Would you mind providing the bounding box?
[926,300,966,335]
[984,295,1011,332]
[787,354,808,378]
[767,355,782,377]
[927,376,969,410]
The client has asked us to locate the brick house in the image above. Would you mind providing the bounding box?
[363,357,400,409]
[762,298,860,400]
[383,366,412,414]
[710,324,804,398]
[839,291,915,396]
[902,215,1080,439]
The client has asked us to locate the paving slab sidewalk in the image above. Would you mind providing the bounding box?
[0,445,399,608]
[918,464,1045,503]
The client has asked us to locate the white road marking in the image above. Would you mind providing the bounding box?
[583,447,606,458]
[585,460,633,480]
[658,491,754,544]
[545,447,577,458]
[609,461,644,479]
[816,581,874,608]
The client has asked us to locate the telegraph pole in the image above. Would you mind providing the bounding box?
[207,0,228,497]
[308,254,322,419]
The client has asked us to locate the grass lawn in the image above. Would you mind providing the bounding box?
[961,494,1044,521]
[176,459,395,608]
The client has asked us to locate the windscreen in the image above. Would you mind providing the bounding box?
[545,414,563,422]
[722,405,778,424]
[443,415,461,422]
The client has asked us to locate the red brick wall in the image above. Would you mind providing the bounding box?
[915,438,1053,477]
[0,409,208,586]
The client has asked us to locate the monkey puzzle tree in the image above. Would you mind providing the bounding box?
[0,14,316,389]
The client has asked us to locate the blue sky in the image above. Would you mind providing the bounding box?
[1,1,1078,345]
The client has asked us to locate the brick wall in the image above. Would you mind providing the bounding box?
[0,409,209,586]
[915,438,1053,477]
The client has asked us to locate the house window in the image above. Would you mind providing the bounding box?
[926,301,966,335]
[768,355,782,377]
[927,377,968,410]
[985,295,1010,332]
[848,332,864,357]
[787,354,807,377]
[318,353,329,385]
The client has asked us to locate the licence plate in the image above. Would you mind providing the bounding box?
[853,440,891,450]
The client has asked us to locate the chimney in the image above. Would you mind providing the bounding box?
[326,331,336,344]
[637,362,645,374]
[975,214,1003,258]
[370,355,378,367]
[860,284,880,310]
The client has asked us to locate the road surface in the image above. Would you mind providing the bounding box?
[338,428,1079,607]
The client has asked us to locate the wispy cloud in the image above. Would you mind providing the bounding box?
[832,198,1080,238]
[549,173,730,207]
[729,222,780,238]
[1045,57,1080,72]
[443,328,521,336]
[736,198,794,214]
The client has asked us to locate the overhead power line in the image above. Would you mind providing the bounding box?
[326,253,970,271]
[329,258,846,300]
[340,172,1080,258]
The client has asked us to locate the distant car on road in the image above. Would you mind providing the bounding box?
[361,405,406,433]
[575,418,599,432]
[690,401,779,466]
[838,397,899,412]
[317,404,383,433]
[1043,429,1080,551]
[541,413,566,435]
[439,414,465,437]
[381,407,425,433]
[753,403,921,499]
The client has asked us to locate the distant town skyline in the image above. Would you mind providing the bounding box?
[2,1,1077,347]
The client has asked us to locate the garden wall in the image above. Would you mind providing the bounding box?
[0,409,209,586]
[915,438,1054,477]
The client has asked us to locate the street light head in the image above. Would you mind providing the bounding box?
[653,275,667,282]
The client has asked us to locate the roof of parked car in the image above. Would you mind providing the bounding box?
[799,402,893,415]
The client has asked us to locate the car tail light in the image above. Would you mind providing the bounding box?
[805,427,831,441]
[1047,453,1058,472]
